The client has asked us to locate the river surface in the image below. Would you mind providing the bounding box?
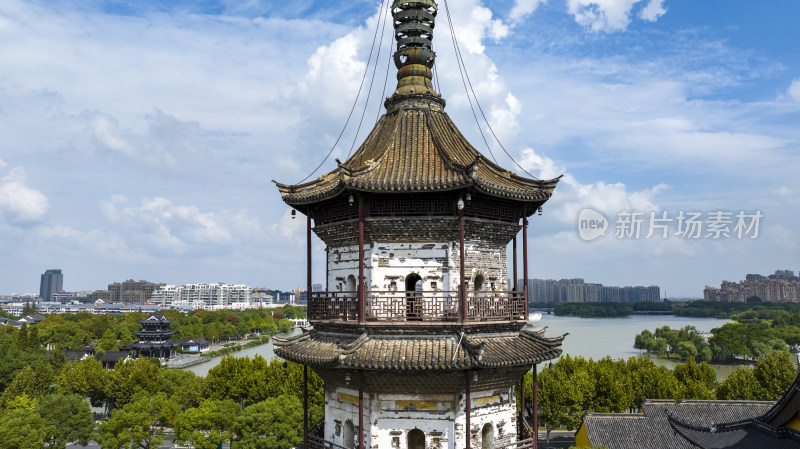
[185,315,739,379]
[532,314,739,379]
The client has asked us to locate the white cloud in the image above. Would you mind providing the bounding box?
[509,0,547,23]
[519,147,667,225]
[788,78,800,102]
[567,0,658,32]
[0,166,49,224]
[639,0,667,21]
[774,186,793,196]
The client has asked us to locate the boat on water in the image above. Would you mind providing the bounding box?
[528,312,543,323]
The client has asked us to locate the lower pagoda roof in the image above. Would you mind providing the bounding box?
[273,326,564,371]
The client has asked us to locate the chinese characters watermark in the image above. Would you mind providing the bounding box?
[577,208,762,241]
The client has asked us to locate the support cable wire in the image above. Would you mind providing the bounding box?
[295,0,389,184]
[347,0,392,160]
[375,27,392,123]
[441,0,539,180]
[440,0,498,165]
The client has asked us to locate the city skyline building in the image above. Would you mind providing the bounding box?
[523,278,661,303]
[150,282,253,309]
[39,269,63,302]
[704,269,800,303]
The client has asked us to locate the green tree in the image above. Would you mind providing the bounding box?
[99,328,118,352]
[37,393,94,449]
[57,358,108,406]
[15,323,29,350]
[277,319,293,333]
[97,392,176,449]
[716,367,761,400]
[536,357,594,445]
[117,327,136,348]
[106,358,163,408]
[673,359,716,399]
[0,363,56,407]
[753,351,797,400]
[0,405,52,449]
[233,394,304,449]
[174,399,240,449]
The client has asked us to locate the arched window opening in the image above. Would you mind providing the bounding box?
[481,423,494,449]
[474,274,485,291]
[343,420,355,449]
[405,274,423,320]
[346,275,357,293]
[408,428,425,449]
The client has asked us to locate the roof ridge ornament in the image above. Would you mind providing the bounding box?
[389,0,439,98]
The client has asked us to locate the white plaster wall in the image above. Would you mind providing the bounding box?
[325,386,373,449]
[454,388,517,449]
[373,393,456,449]
[327,241,509,294]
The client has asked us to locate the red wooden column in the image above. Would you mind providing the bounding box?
[465,371,472,449]
[522,207,529,318]
[358,197,365,324]
[358,374,365,449]
[513,236,518,292]
[459,202,466,322]
[303,365,308,448]
[520,373,526,439]
[307,214,312,310]
[533,365,539,449]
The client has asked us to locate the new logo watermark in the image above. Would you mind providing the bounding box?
[577,209,763,241]
[578,208,608,241]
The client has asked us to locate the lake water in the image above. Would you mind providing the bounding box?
[185,315,740,379]
[533,314,740,379]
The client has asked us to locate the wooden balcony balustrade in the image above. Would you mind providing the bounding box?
[308,290,527,323]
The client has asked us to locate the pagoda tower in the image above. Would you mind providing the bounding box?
[274,2,564,449]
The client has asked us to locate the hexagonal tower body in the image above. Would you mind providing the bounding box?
[274,2,565,449]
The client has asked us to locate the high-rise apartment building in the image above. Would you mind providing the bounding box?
[522,277,661,303]
[39,269,63,301]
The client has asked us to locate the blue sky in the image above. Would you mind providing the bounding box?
[1,0,799,297]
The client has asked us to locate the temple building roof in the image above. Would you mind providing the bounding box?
[664,370,800,448]
[576,399,774,449]
[273,326,564,371]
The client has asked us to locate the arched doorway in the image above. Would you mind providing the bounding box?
[343,420,355,449]
[346,275,357,293]
[481,423,494,449]
[408,428,425,449]
[405,274,423,320]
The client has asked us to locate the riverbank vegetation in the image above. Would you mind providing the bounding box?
[527,352,797,443]
[634,301,800,363]
[532,301,672,318]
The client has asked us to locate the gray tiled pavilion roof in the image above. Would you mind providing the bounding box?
[274,99,560,206]
[273,327,564,371]
[668,414,800,449]
[580,399,774,449]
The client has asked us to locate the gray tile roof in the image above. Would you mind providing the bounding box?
[581,399,774,449]
[669,415,800,449]
[274,328,563,371]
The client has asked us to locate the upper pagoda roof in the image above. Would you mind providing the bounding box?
[275,0,559,207]
[275,97,559,206]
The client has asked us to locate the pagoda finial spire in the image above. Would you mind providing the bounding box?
[391,0,438,97]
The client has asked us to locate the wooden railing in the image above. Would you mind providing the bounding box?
[308,290,527,323]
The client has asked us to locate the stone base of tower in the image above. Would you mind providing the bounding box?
[318,382,527,449]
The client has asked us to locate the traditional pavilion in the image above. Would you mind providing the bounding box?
[274,1,564,449]
[131,313,177,359]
